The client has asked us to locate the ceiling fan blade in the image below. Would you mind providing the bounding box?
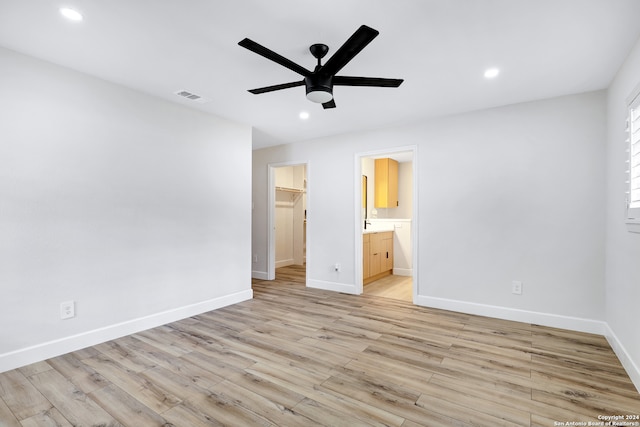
[239,38,312,77]
[320,25,379,76]
[322,99,336,109]
[248,80,305,94]
[333,76,404,87]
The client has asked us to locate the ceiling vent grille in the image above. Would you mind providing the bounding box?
[174,90,210,104]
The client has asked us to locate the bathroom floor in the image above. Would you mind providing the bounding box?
[364,274,412,302]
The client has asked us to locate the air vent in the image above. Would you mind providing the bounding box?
[174,90,210,104]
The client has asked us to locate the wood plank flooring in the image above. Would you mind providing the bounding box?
[1,264,638,426]
[364,274,412,302]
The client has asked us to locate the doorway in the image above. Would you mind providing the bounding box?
[268,162,308,282]
[355,147,417,302]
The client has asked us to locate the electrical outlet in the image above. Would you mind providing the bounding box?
[253,254,258,263]
[60,301,75,319]
[512,281,523,295]
[334,263,341,272]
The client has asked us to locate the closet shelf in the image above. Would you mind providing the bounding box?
[276,186,305,193]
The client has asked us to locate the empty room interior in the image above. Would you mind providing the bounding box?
[1,1,640,425]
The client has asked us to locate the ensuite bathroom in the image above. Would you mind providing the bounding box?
[361,151,414,301]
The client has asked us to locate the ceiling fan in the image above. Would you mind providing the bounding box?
[238,25,404,109]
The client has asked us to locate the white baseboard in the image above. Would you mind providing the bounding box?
[416,295,607,335]
[393,268,412,277]
[275,259,294,268]
[0,289,253,374]
[417,295,640,392]
[252,270,269,280]
[307,279,358,295]
[605,324,640,393]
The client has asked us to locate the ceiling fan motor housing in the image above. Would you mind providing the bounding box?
[305,74,333,103]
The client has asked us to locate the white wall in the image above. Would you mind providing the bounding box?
[396,162,413,220]
[0,47,253,372]
[253,91,606,331]
[605,35,640,389]
[417,93,608,334]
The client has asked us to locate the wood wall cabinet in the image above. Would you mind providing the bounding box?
[374,158,399,208]
[363,231,393,284]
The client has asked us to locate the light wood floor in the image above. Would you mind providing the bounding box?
[364,274,412,302]
[1,265,638,426]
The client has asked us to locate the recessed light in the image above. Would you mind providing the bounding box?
[299,111,310,120]
[60,7,83,21]
[484,68,500,79]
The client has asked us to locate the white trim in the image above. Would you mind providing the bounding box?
[417,295,640,392]
[0,290,253,374]
[393,268,412,277]
[626,220,640,233]
[412,148,419,305]
[354,154,364,294]
[626,85,640,221]
[307,279,358,295]
[605,325,640,393]
[625,80,640,106]
[251,270,269,280]
[275,259,295,268]
[267,165,276,280]
[416,295,607,335]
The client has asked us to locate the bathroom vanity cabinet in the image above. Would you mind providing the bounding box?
[363,231,393,284]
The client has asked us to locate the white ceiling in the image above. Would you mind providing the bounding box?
[1,1,639,149]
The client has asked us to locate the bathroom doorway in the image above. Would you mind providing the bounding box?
[355,147,417,302]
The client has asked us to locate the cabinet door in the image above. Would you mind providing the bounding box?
[383,234,394,272]
[363,235,370,279]
[388,159,398,208]
[374,158,399,208]
[369,233,382,276]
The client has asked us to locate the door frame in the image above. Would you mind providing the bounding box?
[354,145,418,302]
[267,160,310,282]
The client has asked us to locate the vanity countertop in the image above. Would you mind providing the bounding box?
[362,228,394,234]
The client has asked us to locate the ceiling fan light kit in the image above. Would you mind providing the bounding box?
[306,87,333,104]
[239,25,403,109]
[306,77,333,104]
